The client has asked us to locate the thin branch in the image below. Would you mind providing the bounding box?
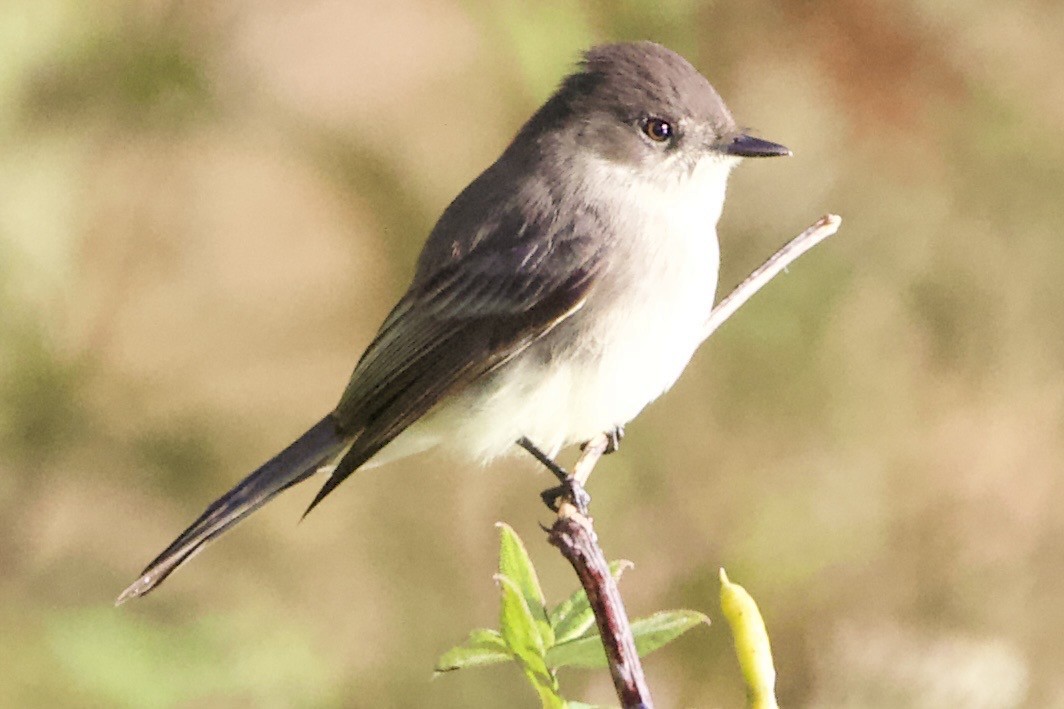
[703,213,842,341]
[548,433,651,708]
[543,215,842,709]
[573,433,610,486]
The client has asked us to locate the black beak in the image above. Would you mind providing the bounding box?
[721,133,791,158]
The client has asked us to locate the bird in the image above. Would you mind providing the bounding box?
[118,40,790,604]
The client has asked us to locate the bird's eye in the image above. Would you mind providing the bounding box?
[641,117,673,143]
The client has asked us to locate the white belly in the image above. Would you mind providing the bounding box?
[368,155,730,467]
[430,159,725,461]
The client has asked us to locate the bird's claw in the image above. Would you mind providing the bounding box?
[540,476,592,515]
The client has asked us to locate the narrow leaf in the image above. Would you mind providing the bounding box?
[720,568,778,709]
[545,609,709,669]
[497,574,555,691]
[630,609,710,657]
[543,634,605,669]
[549,560,632,644]
[497,523,554,646]
[434,629,511,674]
[535,683,567,709]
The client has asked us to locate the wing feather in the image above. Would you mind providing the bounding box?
[304,216,603,514]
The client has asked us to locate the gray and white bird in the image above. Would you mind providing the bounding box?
[118,41,789,603]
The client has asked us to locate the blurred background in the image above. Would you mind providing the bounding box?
[2,0,1062,706]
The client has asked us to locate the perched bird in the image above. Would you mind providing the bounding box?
[118,41,789,603]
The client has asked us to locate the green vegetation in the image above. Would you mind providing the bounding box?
[436,524,707,706]
[0,0,1058,705]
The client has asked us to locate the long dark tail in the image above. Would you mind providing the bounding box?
[117,415,347,604]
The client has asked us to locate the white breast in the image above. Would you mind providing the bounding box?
[432,155,732,461]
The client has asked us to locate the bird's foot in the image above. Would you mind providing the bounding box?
[540,477,591,516]
[517,436,592,515]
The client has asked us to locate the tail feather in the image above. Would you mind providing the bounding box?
[116,415,346,604]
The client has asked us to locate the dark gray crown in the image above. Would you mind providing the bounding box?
[518,41,737,142]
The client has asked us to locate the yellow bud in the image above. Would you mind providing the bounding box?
[720,568,778,709]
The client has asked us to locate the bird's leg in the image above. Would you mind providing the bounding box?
[517,436,568,482]
[517,437,591,515]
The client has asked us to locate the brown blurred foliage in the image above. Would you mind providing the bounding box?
[2,0,1063,706]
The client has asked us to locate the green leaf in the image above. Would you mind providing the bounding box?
[720,568,778,709]
[630,609,710,656]
[497,574,566,708]
[545,610,709,669]
[549,560,633,644]
[497,574,556,692]
[434,629,511,674]
[496,522,553,647]
[538,685,568,709]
